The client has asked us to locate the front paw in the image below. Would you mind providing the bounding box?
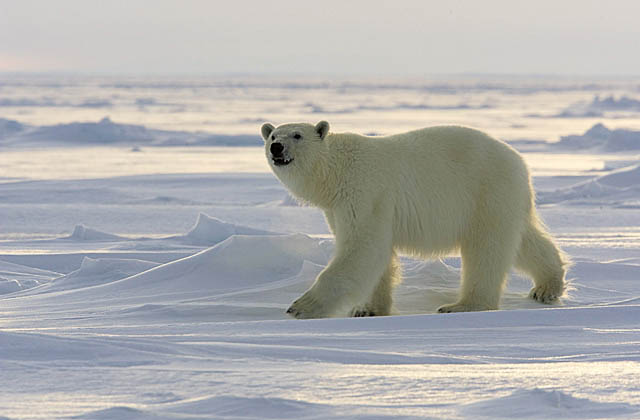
[286,291,331,319]
[437,302,492,313]
[529,284,563,304]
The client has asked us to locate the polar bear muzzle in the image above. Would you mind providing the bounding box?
[270,142,293,166]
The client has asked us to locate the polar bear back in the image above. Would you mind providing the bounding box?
[325,126,532,256]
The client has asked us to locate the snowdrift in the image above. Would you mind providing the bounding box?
[46,257,160,291]
[67,233,329,298]
[6,232,333,321]
[557,95,640,117]
[0,260,61,294]
[538,164,640,205]
[0,116,262,147]
[527,95,640,118]
[61,213,280,246]
[0,117,25,138]
[460,388,639,419]
[61,213,278,246]
[2,117,155,145]
[64,224,129,241]
[554,123,640,151]
[175,213,278,245]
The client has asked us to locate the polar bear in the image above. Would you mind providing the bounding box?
[261,121,567,318]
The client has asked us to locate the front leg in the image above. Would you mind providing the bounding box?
[287,201,393,319]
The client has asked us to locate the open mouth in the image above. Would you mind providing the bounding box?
[272,157,293,166]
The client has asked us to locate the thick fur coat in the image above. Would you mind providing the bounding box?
[262,121,567,318]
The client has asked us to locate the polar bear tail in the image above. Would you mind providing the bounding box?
[515,215,569,302]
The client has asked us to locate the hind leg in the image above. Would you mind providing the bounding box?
[351,253,400,317]
[516,221,567,304]
[438,223,521,313]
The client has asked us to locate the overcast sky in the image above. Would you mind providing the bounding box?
[1,0,640,76]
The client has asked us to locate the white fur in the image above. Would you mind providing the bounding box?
[262,121,568,318]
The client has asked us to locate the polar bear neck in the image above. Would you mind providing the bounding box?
[283,133,354,209]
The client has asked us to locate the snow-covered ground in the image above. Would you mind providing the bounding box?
[1,75,640,419]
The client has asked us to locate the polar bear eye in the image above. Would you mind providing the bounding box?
[271,134,276,140]
[293,133,302,140]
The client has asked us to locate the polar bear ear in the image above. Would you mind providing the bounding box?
[261,123,275,142]
[315,121,329,140]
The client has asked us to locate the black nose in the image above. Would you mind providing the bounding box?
[270,142,284,157]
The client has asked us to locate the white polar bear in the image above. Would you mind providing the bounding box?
[261,121,567,318]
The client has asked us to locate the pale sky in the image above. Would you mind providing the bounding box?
[1,0,640,76]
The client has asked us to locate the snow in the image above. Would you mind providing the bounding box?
[177,213,278,246]
[0,118,24,138]
[307,101,493,114]
[45,257,161,292]
[1,75,640,419]
[554,123,640,152]
[460,388,639,419]
[0,260,60,294]
[555,95,640,118]
[2,166,639,420]
[0,117,262,147]
[538,164,640,206]
[66,225,129,241]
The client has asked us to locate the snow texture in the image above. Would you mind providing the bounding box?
[538,164,640,205]
[2,164,639,419]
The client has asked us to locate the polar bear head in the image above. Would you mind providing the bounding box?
[260,121,331,205]
[261,121,330,170]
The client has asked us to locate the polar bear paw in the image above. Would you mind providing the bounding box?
[529,283,563,304]
[350,307,377,317]
[437,302,492,313]
[286,291,331,319]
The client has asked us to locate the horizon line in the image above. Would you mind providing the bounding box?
[2,70,640,80]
